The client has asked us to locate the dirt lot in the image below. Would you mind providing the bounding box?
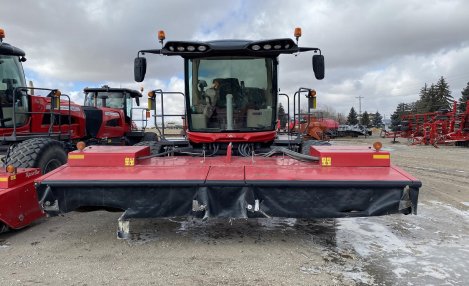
[1,136,468,285]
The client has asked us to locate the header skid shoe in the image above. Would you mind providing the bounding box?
[35,146,421,221]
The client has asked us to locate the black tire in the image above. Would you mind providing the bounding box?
[301,140,331,155]
[142,132,158,142]
[4,138,67,174]
[134,140,162,155]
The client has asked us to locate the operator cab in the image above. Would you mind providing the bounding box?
[134,30,324,142]
[83,86,141,123]
[0,30,28,128]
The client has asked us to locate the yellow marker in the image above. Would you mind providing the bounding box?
[10,175,16,181]
[124,157,135,166]
[321,157,332,166]
[373,154,390,159]
[0,177,8,182]
[69,154,85,160]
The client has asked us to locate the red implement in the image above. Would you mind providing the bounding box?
[0,168,43,231]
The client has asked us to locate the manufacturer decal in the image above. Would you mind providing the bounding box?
[105,111,120,117]
[45,104,81,112]
[25,169,40,178]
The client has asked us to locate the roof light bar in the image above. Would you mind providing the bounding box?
[164,42,210,53]
[248,39,297,52]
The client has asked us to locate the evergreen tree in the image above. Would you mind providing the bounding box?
[372,111,383,127]
[390,103,409,131]
[277,103,287,129]
[459,82,469,113]
[434,76,453,111]
[427,84,439,112]
[347,107,359,125]
[415,83,430,113]
[360,111,370,127]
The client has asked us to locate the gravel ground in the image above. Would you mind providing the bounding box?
[1,136,468,285]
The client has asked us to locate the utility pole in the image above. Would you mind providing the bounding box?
[356,96,364,117]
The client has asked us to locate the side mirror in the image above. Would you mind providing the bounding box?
[312,55,325,80]
[135,97,140,106]
[134,57,147,82]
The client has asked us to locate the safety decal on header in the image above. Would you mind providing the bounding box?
[124,157,135,166]
[321,157,332,166]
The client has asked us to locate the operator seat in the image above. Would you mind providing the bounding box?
[214,78,241,108]
[211,78,248,129]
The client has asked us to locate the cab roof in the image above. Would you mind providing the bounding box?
[83,86,142,98]
[0,42,25,57]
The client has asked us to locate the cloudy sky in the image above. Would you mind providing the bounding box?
[2,0,469,121]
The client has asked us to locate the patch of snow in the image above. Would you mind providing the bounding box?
[341,269,375,285]
[336,218,411,256]
[419,265,451,280]
[429,201,469,219]
[392,267,410,279]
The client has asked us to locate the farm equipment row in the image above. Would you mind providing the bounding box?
[381,100,469,147]
[1,28,421,238]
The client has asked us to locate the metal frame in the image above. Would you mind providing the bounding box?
[149,89,186,139]
[5,87,72,142]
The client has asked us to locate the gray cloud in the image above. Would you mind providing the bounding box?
[2,0,469,118]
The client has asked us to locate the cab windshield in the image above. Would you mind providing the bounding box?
[188,57,275,132]
[85,92,126,108]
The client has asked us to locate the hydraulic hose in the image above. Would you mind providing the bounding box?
[263,146,319,162]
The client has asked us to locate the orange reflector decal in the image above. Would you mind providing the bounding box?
[373,154,390,159]
[0,177,8,182]
[69,154,85,160]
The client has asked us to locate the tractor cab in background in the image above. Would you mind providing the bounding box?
[0,45,27,129]
[82,86,152,144]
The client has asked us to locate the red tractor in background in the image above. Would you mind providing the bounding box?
[0,29,156,173]
[0,29,155,233]
[82,85,157,145]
